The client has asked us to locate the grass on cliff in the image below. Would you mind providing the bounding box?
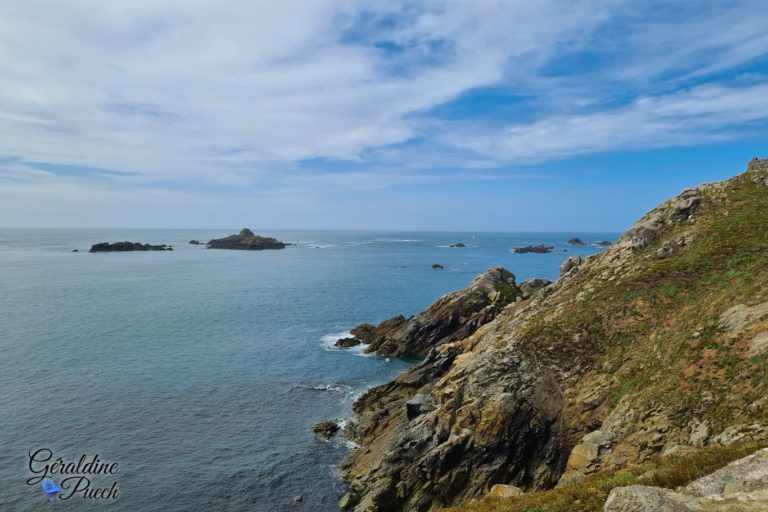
[443,440,768,512]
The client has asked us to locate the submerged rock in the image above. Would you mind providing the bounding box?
[188,240,203,245]
[350,267,521,358]
[449,242,466,248]
[207,229,286,250]
[89,242,172,252]
[513,244,553,253]
[432,263,444,269]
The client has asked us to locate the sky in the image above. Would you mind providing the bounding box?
[0,1,766,231]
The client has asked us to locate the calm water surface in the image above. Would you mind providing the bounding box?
[0,229,615,511]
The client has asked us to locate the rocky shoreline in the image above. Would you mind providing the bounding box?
[336,158,768,512]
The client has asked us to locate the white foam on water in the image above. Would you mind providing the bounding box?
[319,331,372,357]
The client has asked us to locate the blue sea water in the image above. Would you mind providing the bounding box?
[0,229,615,511]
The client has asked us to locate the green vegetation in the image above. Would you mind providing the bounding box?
[443,441,768,512]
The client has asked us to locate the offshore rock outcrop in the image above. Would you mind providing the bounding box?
[89,241,172,252]
[340,159,768,512]
[206,228,286,250]
[349,267,522,358]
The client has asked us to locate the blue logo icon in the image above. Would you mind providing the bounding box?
[41,478,61,504]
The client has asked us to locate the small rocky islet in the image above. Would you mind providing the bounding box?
[206,228,287,250]
[89,241,173,252]
[512,243,554,253]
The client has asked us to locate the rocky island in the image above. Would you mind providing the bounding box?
[512,244,554,253]
[206,228,286,250]
[338,158,768,512]
[567,237,587,245]
[89,242,172,252]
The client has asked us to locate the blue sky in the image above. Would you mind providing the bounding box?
[0,1,766,230]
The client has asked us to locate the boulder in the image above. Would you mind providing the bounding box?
[513,244,554,254]
[489,484,522,498]
[719,301,768,333]
[207,229,286,250]
[432,263,444,269]
[335,337,362,349]
[450,242,467,248]
[559,255,583,276]
[312,421,340,440]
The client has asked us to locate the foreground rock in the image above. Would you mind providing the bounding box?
[605,448,768,511]
[312,421,340,440]
[335,337,361,349]
[206,229,286,250]
[340,159,768,512]
[89,242,172,252]
[513,244,553,253]
[348,267,522,358]
[568,237,587,245]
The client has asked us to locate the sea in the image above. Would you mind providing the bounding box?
[0,229,616,511]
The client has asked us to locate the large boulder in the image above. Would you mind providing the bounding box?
[559,255,583,276]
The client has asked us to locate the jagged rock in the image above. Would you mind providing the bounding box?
[89,241,172,252]
[350,267,521,358]
[312,421,339,440]
[568,237,587,245]
[207,229,286,250]
[711,424,766,445]
[559,255,582,276]
[513,244,553,253]
[71,249,78,252]
[335,337,362,349]
[432,263,444,269]
[188,239,202,245]
[405,393,435,420]
[450,243,466,248]
[605,448,768,512]
[689,419,710,447]
[519,278,552,298]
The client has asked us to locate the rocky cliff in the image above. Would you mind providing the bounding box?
[349,267,523,358]
[339,158,768,511]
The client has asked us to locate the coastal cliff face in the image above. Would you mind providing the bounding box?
[351,267,523,358]
[339,159,768,511]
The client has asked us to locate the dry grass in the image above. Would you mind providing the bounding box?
[443,440,768,512]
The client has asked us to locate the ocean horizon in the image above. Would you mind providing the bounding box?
[1,229,616,511]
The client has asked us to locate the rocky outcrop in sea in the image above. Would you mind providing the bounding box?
[346,267,522,358]
[206,229,286,250]
[512,244,553,253]
[89,242,172,252]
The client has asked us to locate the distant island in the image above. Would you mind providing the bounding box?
[512,244,554,253]
[567,237,587,245]
[206,228,287,250]
[89,242,172,252]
